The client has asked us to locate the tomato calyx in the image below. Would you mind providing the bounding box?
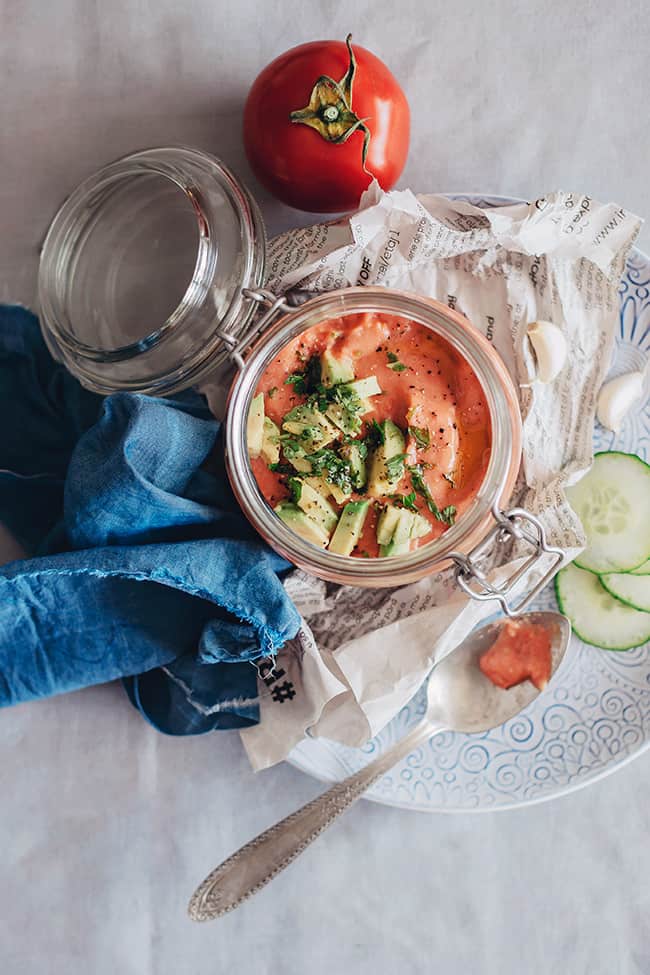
[289,34,372,174]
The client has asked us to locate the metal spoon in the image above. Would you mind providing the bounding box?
[188,611,571,921]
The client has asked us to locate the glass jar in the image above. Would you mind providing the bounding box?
[38,146,265,394]
[38,147,563,599]
[225,286,524,588]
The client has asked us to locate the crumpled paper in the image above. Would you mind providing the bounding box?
[238,186,641,770]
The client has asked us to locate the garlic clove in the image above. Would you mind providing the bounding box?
[596,370,645,432]
[526,320,568,383]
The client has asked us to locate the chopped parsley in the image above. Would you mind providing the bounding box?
[268,462,293,475]
[305,447,354,494]
[387,351,408,372]
[408,425,430,449]
[268,386,278,398]
[385,453,407,480]
[288,477,303,503]
[281,438,306,462]
[409,464,456,526]
[283,355,321,396]
[331,383,363,414]
[440,505,457,523]
[284,372,306,394]
[390,491,418,512]
[364,418,385,449]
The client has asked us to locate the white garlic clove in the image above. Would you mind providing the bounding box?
[596,370,645,432]
[526,320,568,383]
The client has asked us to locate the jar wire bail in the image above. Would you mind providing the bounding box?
[449,505,565,617]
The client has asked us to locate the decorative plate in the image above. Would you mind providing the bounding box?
[288,194,650,812]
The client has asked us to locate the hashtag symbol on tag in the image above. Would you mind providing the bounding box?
[258,661,286,687]
[271,681,296,703]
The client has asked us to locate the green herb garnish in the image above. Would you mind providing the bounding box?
[284,372,306,394]
[305,447,354,494]
[268,462,294,475]
[408,425,430,449]
[288,477,303,503]
[281,438,306,461]
[442,472,456,488]
[331,383,363,413]
[441,505,457,523]
[364,418,385,449]
[386,453,407,480]
[299,425,323,443]
[409,464,456,526]
[390,491,418,512]
[268,387,278,398]
[386,351,408,371]
[284,355,321,397]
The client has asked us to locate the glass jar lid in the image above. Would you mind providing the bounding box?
[38,146,266,395]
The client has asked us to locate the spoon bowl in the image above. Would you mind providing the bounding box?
[426,610,571,733]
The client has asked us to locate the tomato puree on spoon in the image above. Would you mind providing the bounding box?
[479,619,552,691]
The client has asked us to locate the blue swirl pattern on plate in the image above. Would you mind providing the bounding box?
[289,195,650,812]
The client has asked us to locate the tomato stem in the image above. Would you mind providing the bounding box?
[289,33,372,175]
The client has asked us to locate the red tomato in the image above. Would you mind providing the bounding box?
[243,35,410,213]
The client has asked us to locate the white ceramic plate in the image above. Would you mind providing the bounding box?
[288,194,650,812]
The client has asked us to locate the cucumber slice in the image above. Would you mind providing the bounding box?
[600,572,650,612]
[567,452,650,573]
[555,563,650,650]
[631,559,650,576]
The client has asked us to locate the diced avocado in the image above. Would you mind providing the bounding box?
[282,404,338,451]
[282,439,312,473]
[294,481,338,534]
[376,505,402,546]
[321,349,355,387]
[260,417,280,465]
[329,482,352,504]
[328,500,370,556]
[410,511,431,539]
[367,420,406,498]
[247,393,265,458]
[274,501,330,547]
[379,508,415,557]
[340,441,367,490]
[342,377,382,416]
[325,402,362,436]
[305,476,351,504]
[346,376,382,400]
[379,539,410,557]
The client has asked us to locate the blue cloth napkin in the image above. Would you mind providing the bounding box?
[0,305,300,732]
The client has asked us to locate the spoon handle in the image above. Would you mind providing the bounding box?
[188,719,443,921]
